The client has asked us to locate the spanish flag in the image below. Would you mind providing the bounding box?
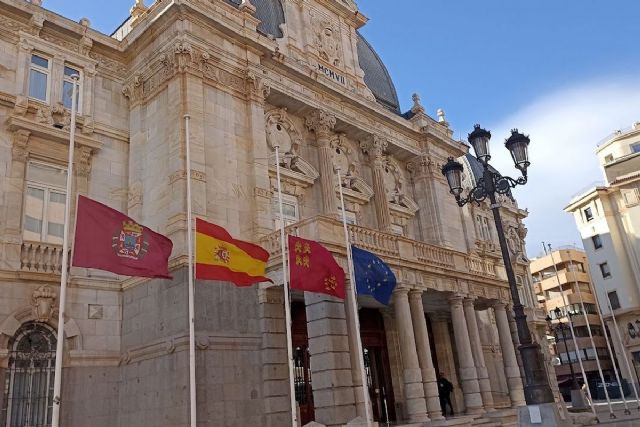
[195,218,271,286]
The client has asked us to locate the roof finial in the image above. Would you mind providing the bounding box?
[437,108,449,128]
[411,93,425,115]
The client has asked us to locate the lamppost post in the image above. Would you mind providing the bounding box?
[441,125,555,406]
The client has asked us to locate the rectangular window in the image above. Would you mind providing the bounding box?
[62,65,82,112]
[608,290,621,310]
[632,143,640,154]
[338,208,357,225]
[28,54,50,102]
[23,162,67,244]
[592,234,603,250]
[622,189,640,207]
[476,215,491,241]
[599,262,612,279]
[584,207,593,222]
[272,195,298,229]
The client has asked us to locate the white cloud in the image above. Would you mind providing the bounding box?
[486,77,640,257]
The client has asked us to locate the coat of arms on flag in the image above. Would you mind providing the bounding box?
[112,221,149,259]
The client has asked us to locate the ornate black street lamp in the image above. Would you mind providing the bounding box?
[442,125,555,405]
[546,309,579,391]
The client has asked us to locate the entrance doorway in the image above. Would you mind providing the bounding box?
[360,308,396,423]
[292,302,314,425]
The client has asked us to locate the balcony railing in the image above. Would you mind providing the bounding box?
[20,241,68,274]
[261,216,503,283]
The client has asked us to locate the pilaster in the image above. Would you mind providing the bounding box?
[305,109,338,216]
[360,135,392,232]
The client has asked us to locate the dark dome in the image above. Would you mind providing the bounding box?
[225,0,401,114]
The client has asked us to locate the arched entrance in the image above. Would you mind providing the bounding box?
[1,322,56,427]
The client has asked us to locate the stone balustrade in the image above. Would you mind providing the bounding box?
[261,215,506,285]
[20,241,68,274]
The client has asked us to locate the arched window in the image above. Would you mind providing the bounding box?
[2,323,56,427]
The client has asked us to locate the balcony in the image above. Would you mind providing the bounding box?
[538,271,591,292]
[261,216,507,288]
[20,241,68,274]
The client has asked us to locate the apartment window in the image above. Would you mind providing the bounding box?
[632,143,640,154]
[604,154,614,163]
[622,188,640,207]
[584,207,593,222]
[608,291,621,310]
[591,234,603,250]
[272,195,298,229]
[28,54,51,102]
[62,65,82,111]
[599,262,611,279]
[475,215,491,241]
[23,162,67,244]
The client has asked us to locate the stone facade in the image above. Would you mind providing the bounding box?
[0,0,552,425]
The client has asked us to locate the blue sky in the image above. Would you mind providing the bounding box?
[44,0,640,256]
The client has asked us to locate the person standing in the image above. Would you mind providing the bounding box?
[437,372,454,416]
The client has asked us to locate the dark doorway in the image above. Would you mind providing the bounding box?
[360,308,396,423]
[292,302,314,425]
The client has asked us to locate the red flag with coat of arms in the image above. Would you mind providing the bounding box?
[72,195,173,278]
[288,235,345,299]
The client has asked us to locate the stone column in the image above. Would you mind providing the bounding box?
[305,110,337,216]
[393,289,429,422]
[409,290,443,421]
[449,295,484,414]
[493,302,525,407]
[431,313,464,414]
[463,298,494,411]
[360,135,392,232]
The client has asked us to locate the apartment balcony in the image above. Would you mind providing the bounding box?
[554,358,613,377]
[261,215,510,288]
[545,293,596,310]
[552,335,607,352]
[538,271,591,292]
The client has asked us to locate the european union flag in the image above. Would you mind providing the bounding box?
[351,245,397,305]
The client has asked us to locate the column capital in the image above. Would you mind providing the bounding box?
[448,294,464,307]
[360,134,388,162]
[393,287,411,298]
[409,289,424,301]
[492,301,507,311]
[463,297,477,309]
[305,109,336,139]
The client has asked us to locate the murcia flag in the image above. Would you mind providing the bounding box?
[351,245,396,305]
[195,218,271,286]
[72,196,173,278]
[288,235,345,299]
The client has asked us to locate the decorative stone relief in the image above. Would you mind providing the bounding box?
[246,71,271,102]
[313,19,342,66]
[75,146,93,177]
[31,286,56,322]
[265,108,302,167]
[13,96,29,117]
[36,102,70,129]
[12,130,30,161]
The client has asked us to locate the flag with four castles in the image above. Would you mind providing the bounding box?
[288,235,345,299]
[351,245,397,305]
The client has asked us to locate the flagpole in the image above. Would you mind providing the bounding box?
[566,252,614,418]
[273,143,298,427]
[590,281,630,414]
[51,74,79,427]
[184,114,197,427]
[546,244,596,418]
[336,166,373,425]
[605,293,640,409]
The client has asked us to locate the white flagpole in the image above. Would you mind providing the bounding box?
[547,245,596,418]
[185,114,197,427]
[567,253,614,418]
[336,166,373,425]
[51,74,79,427]
[590,283,630,414]
[605,294,640,409]
[273,143,298,427]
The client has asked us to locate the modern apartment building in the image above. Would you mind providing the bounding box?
[565,122,640,389]
[531,249,614,395]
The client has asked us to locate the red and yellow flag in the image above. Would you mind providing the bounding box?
[288,235,345,299]
[195,218,271,286]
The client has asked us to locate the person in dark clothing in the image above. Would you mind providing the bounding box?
[437,372,454,416]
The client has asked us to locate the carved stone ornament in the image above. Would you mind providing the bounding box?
[32,286,56,322]
[314,20,342,66]
[265,108,302,158]
[12,130,30,162]
[360,135,388,162]
[305,109,336,139]
[13,95,29,117]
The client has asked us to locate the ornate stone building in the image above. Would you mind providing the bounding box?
[0,0,554,425]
